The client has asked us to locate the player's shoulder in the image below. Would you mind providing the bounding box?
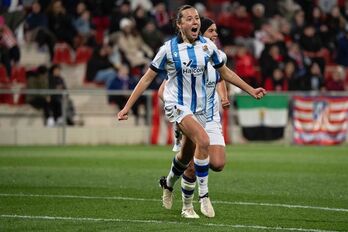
[218,49,227,62]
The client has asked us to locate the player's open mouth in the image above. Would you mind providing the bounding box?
[191,27,198,33]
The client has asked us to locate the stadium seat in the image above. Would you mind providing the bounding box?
[0,66,13,104]
[75,46,93,64]
[92,16,110,45]
[53,43,73,64]
[11,66,26,84]
[0,65,9,84]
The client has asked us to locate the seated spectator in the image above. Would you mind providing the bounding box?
[264,68,288,91]
[117,18,154,68]
[85,44,116,84]
[141,20,164,53]
[301,62,325,91]
[151,2,172,36]
[284,60,302,91]
[259,44,285,83]
[336,26,348,66]
[233,44,259,87]
[326,65,347,91]
[0,16,20,77]
[73,10,96,47]
[287,42,308,76]
[109,0,132,34]
[26,65,54,126]
[25,1,56,60]
[251,3,267,31]
[46,0,77,48]
[48,64,75,126]
[290,9,306,42]
[299,24,326,70]
[133,5,151,32]
[108,64,147,125]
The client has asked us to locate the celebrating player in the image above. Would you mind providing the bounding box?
[117,5,266,218]
[158,17,231,218]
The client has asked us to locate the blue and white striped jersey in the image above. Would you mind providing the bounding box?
[150,35,224,114]
[206,50,227,122]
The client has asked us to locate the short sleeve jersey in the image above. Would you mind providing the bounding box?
[150,35,224,113]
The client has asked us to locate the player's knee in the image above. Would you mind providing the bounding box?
[210,162,225,172]
[196,135,210,151]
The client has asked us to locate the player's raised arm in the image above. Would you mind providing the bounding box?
[117,68,157,120]
[217,64,267,100]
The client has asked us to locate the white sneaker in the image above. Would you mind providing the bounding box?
[181,207,200,219]
[159,176,173,209]
[162,188,173,209]
[200,196,215,218]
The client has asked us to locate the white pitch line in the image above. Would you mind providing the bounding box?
[0,193,347,213]
[0,214,341,232]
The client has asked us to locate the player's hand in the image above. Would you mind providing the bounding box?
[221,98,230,109]
[252,88,267,100]
[117,108,129,121]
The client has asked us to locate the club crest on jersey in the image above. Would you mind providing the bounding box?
[202,45,208,51]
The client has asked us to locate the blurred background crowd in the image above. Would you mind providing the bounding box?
[1,0,348,126]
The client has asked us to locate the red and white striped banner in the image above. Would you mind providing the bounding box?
[292,96,348,145]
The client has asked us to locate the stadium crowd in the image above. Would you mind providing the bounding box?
[1,0,348,125]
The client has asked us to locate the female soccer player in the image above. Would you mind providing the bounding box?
[158,17,232,218]
[117,5,266,218]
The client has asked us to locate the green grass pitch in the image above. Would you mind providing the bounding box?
[0,144,347,231]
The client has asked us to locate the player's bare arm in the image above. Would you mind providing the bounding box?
[117,68,157,120]
[218,64,266,99]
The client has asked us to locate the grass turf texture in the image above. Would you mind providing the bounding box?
[0,144,347,231]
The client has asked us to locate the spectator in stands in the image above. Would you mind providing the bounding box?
[336,25,348,66]
[259,44,285,83]
[109,0,132,34]
[141,20,164,53]
[26,65,54,126]
[233,44,259,87]
[0,0,26,32]
[25,1,56,60]
[325,65,347,91]
[85,43,118,86]
[251,3,267,31]
[287,42,307,76]
[151,2,172,36]
[133,5,151,32]
[299,24,326,70]
[0,16,20,77]
[108,64,147,125]
[284,60,302,90]
[290,9,306,42]
[301,62,325,91]
[326,5,346,51]
[277,0,301,21]
[117,18,153,68]
[264,68,288,91]
[229,4,253,39]
[46,0,77,49]
[48,64,75,125]
[73,9,96,47]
